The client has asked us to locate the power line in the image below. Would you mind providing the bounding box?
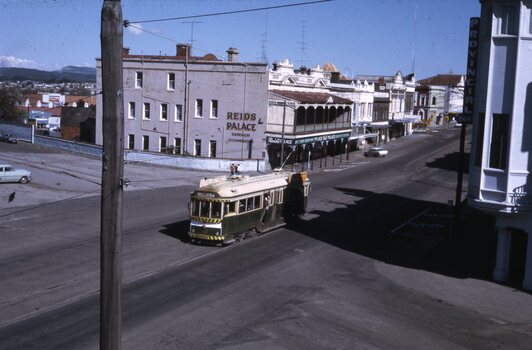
[126,23,181,44]
[126,0,334,24]
[125,23,227,59]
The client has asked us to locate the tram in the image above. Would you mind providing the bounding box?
[188,171,310,244]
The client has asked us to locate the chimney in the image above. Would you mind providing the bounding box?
[226,47,239,62]
[176,44,191,58]
[122,47,130,56]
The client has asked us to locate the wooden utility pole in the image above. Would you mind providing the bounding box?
[100,1,124,349]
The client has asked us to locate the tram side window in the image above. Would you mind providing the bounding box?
[200,201,210,218]
[254,195,261,209]
[247,196,254,211]
[274,189,283,204]
[192,200,200,217]
[211,202,221,218]
[239,199,246,213]
[225,202,236,215]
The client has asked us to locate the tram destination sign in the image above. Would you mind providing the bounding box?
[462,17,480,123]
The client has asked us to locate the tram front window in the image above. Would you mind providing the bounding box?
[191,200,200,217]
[200,201,210,218]
[211,202,221,218]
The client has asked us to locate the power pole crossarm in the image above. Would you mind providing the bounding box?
[100,1,124,349]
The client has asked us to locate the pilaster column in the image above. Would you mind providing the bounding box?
[493,227,511,282]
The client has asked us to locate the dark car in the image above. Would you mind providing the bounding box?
[0,134,18,143]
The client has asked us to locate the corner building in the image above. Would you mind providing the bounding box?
[96,45,268,160]
[468,0,532,290]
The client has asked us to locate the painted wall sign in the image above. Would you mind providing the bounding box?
[226,112,259,132]
[462,17,480,121]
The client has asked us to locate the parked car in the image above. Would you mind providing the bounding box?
[0,164,31,183]
[364,147,389,158]
[0,134,18,143]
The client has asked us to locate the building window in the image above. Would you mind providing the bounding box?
[142,135,149,151]
[135,71,143,88]
[432,96,436,106]
[209,140,217,158]
[174,137,181,154]
[194,139,201,156]
[420,95,426,106]
[175,104,183,122]
[160,136,167,153]
[474,113,485,167]
[195,99,203,118]
[210,100,218,118]
[168,73,175,90]
[495,5,516,35]
[143,102,150,120]
[128,134,135,150]
[160,103,168,121]
[489,114,509,170]
[128,102,135,119]
[528,3,532,35]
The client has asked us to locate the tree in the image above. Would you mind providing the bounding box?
[0,88,24,122]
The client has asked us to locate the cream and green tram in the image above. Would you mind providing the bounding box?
[188,172,310,244]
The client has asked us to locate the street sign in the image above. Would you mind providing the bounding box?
[456,114,473,124]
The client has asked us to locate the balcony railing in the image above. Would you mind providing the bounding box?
[294,122,350,134]
[509,185,532,205]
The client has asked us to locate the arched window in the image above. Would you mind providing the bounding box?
[306,106,316,132]
[328,107,337,129]
[432,96,437,105]
[344,106,352,127]
[295,107,306,133]
[315,106,324,131]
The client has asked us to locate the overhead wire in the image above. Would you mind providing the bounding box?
[125,23,228,60]
[126,0,334,25]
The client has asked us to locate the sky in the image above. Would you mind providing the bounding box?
[0,0,480,80]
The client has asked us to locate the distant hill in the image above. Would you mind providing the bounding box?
[0,66,96,83]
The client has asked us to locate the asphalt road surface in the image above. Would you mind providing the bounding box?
[1,129,531,349]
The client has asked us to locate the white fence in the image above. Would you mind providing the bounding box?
[1,123,266,171]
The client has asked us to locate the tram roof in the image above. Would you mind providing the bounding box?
[196,172,298,198]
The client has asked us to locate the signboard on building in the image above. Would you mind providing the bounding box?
[462,17,480,122]
[456,114,473,124]
[374,92,389,99]
[266,137,294,145]
[267,132,350,146]
[42,93,65,105]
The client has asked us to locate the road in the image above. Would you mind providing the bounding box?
[1,129,531,349]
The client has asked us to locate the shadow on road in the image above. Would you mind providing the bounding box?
[160,220,191,244]
[426,151,470,174]
[288,186,497,282]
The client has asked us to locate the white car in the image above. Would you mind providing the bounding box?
[364,147,388,158]
[0,164,31,183]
